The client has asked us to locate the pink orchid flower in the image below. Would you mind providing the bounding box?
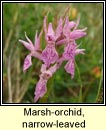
[34,63,61,102]
[19,31,42,72]
[42,16,58,67]
[63,41,85,78]
[56,17,87,45]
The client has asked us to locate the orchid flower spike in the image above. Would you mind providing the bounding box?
[19,15,87,102]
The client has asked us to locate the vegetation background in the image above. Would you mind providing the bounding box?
[3,3,103,103]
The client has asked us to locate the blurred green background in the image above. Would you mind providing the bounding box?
[3,3,103,103]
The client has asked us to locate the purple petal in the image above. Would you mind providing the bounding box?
[34,30,42,50]
[40,64,47,73]
[48,23,55,36]
[34,78,47,102]
[48,61,62,75]
[48,64,58,74]
[25,32,33,47]
[31,50,42,60]
[63,17,70,39]
[63,42,76,60]
[35,31,38,48]
[74,17,80,30]
[75,49,85,55]
[57,55,65,63]
[23,54,32,72]
[69,21,76,29]
[40,64,59,79]
[44,16,47,33]
[42,45,58,67]
[55,18,63,39]
[64,59,75,79]
[46,23,55,43]
[70,30,86,40]
[56,39,67,45]
[19,39,33,51]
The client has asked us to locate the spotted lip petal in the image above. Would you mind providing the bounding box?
[64,59,75,79]
[34,78,47,102]
[63,42,76,60]
[63,40,85,78]
[42,45,58,67]
[23,54,32,72]
[34,62,63,102]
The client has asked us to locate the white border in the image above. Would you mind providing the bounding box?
[1,1,105,106]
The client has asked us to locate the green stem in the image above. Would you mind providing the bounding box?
[75,61,83,103]
[95,69,103,102]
